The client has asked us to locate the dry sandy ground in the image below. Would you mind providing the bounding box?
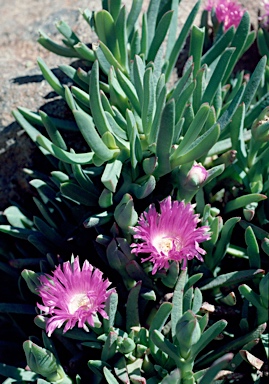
[0,0,261,209]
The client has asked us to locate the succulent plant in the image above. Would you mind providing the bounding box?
[0,0,268,383]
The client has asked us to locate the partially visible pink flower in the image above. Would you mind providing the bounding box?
[205,0,216,11]
[205,0,245,30]
[131,197,210,274]
[37,256,115,336]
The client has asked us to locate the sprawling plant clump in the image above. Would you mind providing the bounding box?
[0,0,268,383]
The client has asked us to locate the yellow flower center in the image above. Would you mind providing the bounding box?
[154,236,182,256]
[68,293,94,314]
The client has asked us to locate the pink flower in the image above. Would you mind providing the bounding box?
[131,197,210,274]
[205,0,216,11]
[205,0,245,30]
[37,256,115,336]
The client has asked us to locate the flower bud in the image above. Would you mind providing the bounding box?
[184,164,208,190]
[118,337,136,354]
[176,310,201,359]
[114,194,138,231]
[23,340,71,383]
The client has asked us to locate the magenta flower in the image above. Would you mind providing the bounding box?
[131,197,210,274]
[37,256,115,336]
[205,0,245,30]
[205,0,216,11]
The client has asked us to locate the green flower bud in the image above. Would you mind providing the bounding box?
[173,163,208,202]
[118,337,136,354]
[23,341,72,383]
[176,310,201,359]
[184,164,208,190]
[114,193,138,231]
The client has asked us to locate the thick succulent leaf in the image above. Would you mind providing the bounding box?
[17,106,78,131]
[154,99,175,177]
[222,12,251,84]
[165,0,200,81]
[175,80,196,123]
[40,111,67,150]
[191,319,227,359]
[201,26,234,67]
[201,48,234,105]
[196,323,267,367]
[4,206,33,229]
[108,0,121,21]
[99,41,126,73]
[73,109,116,162]
[101,159,123,192]
[36,134,94,164]
[164,0,180,59]
[218,84,245,133]
[245,226,261,269]
[207,217,240,270]
[103,366,120,384]
[151,330,181,366]
[0,225,35,240]
[33,217,63,246]
[115,6,128,70]
[94,10,119,58]
[38,30,78,57]
[116,69,141,114]
[74,42,95,61]
[199,354,233,384]
[126,0,143,38]
[101,331,118,362]
[60,181,98,206]
[224,194,267,214]
[189,25,205,76]
[200,269,265,290]
[148,302,173,356]
[149,79,167,144]
[56,20,80,47]
[170,123,220,167]
[37,57,65,97]
[142,68,156,138]
[126,281,141,333]
[172,104,210,157]
[146,0,161,52]
[241,56,267,111]
[147,11,173,62]
[90,60,114,136]
[169,63,193,102]
[171,269,187,339]
[0,364,38,382]
[130,29,141,59]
